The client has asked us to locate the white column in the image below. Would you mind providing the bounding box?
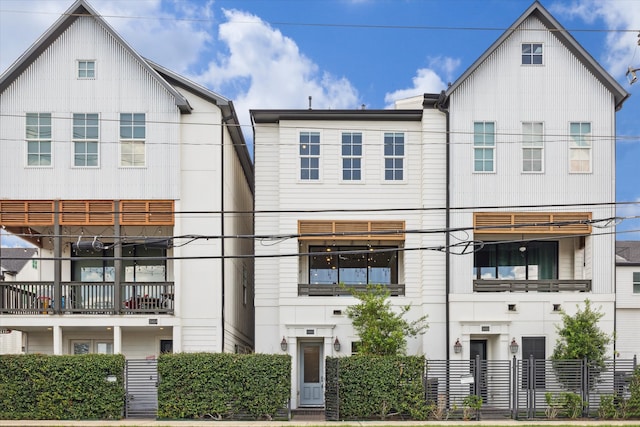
[113,326,122,355]
[53,326,62,355]
[172,326,181,353]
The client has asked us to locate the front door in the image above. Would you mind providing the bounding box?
[470,339,488,402]
[300,342,323,407]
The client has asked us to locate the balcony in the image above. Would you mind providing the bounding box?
[473,279,591,292]
[298,283,405,297]
[0,281,174,315]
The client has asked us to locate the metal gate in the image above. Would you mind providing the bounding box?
[125,358,158,418]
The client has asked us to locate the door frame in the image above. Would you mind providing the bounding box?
[298,341,324,407]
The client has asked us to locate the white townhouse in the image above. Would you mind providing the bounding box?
[445,1,628,365]
[251,101,447,409]
[0,0,254,358]
[615,241,640,359]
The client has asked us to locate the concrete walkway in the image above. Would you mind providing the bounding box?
[1,420,640,426]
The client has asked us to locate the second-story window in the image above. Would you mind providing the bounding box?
[73,113,99,167]
[78,60,95,79]
[384,132,404,181]
[569,122,591,173]
[26,113,52,166]
[342,132,362,181]
[522,122,543,172]
[522,43,543,65]
[300,131,320,180]
[474,121,495,172]
[120,113,146,167]
[634,272,640,293]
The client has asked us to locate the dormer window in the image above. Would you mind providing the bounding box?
[522,43,543,65]
[78,60,95,79]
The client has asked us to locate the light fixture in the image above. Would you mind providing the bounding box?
[627,66,639,85]
[333,337,341,352]
[453,339,462,354]
[280,336,288,352]
[510,338,519,354]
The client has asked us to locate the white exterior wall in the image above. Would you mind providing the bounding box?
[615,265,640,359]
[0,13,253,357]
[447,15,617,359]
[254,111,447,407]
[0,17,181,200]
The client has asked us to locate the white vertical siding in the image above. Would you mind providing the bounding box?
[0,16,181,200]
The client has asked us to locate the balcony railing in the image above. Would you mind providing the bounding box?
[473,279,591,292]
[298,283,405,297]
[0,281,174,315]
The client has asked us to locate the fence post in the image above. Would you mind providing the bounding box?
[527,355,535,419]
[582,357,588,418]
[511,355,518,420]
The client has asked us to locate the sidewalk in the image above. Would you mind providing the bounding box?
[1,420,640,427]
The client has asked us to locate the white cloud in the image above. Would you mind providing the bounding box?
[551,0,640,78]
[194,8,360,135]
[383,56,458,108]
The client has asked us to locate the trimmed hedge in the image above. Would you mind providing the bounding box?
[0,354,125,420]
[326,355,428,420]
[157,352,290,420]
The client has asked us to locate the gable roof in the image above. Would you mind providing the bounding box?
[445,1,629,111]
[148,59,255,193]
[0,248,38,275]
[0,0,191,113]
[616,241,640,265]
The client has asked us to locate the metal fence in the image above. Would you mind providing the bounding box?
[327,356,637,421]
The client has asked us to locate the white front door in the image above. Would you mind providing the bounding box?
[299,342,323,407]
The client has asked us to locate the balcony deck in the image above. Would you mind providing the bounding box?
[0,281,174,315]
[298,283,405,297]
[473,279,591,292]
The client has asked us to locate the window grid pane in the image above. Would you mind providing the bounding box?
[300,132,320,180]
[633,272,640,293]
[78,60,95,78]
[569,122,591,173]
[522,43,543,65]
[120,113,146,167]
[73,113,99,167]
[384,132,404,181]
[522,122,543,172]
[474,122,495,172]
[342,132,362,181]
[25,113,52,166]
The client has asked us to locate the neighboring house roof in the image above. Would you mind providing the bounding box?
[147,60,254,193]
[0,0,191,113]
[616,241,640,265]
[0,248,38,274]
[444,1,629,111]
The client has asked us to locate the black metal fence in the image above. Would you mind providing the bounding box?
[328,356,638,421]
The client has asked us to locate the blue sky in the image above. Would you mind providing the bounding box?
[1,0,640,246]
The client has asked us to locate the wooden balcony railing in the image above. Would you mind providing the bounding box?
[298,283,405,297]
[0,282,174,315]
[473,279,591,292]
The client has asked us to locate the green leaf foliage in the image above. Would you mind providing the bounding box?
[326,355,429,420]
[345,284,428,356]
[0,354,125,420]
[157,353,290,420]
[551,299,611,390]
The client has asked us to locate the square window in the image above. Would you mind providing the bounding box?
[522,43,543,65]
[78,60,95,79]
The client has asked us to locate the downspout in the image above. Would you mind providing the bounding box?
[220,115,226,353]
[435,90,450,360]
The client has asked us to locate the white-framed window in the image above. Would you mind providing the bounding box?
[299,131,320,180]
[73,113,99,167]
[633,272,640,293]
[120,113,146,167]
[474,121,495,172]
[569,122,591,173]
[341,132,362,181]
[522,122,543,172]
[384,132,404,181]
[522,43,543,65]
[71,340,113,355]
[78,60,95,79]
[26,113,52,166]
